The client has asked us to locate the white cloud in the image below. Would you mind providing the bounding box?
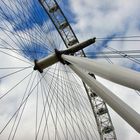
[70,0,140,37]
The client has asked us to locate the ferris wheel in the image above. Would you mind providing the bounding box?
[0,0,140,140]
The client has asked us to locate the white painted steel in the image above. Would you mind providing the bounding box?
[68,64,140,133]
[62,55,140,91]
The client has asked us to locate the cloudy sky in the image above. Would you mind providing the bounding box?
[0,0,140,140]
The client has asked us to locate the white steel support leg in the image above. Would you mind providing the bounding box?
[62,55,140,91]
[68,64,140,133]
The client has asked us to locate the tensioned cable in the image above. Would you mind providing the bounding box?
[0,67,32,80]
[96,39,140,42]
[97,35,140,39]
[0,70,49,135]
[38,64,80,139]
[18,0,39,60]
[54,64,60,140]
[46,70,94,109]
[48,78,97,140]
[1,72,34,138]
[52,64,75,140]
[63,66,89,139]
[35,64,59,139]
[41,80,70,140]
[0,26,53,54]
[35,73,39,140]
[87,45,140,65]
[0,71,33,100]
[20,0,52,40]
[40,70,63,140]
[40,73,82,140]
[34,61,98,139]
[20,0,54,60]
[10,72,38,140]
[27,0,58,51]
[58,63,81,140]
[8,71,35,140]
[47,70,85,88]
[86,50,140,54]
[59,64,69,140]
[40,65,68,140]
[0,27,53,53]
[44,64,98,139]
[0,0,55,61]
[40,81,70,140]
[0,3,33,59]
[65,68,90,140]
[46,69,97,113]
[87,54,140,59]
[95,36,140,63]
[69,69,100,138]
[0,1,64,138]
[101,53,113,64]
[0,49,33,65]
[0,0,59,58]
[135,90,140,96]
[39,81,52,140]
[53,67,99,139]
[44,71,95,121]
[0,35,28,58]
[32,69,54,139]
[0,66,32,70]
[0,46,48,57]
[106,46,140,65]
[9,1,35,59]
[64,65,100,139]
[41,64,70,140]
[1,0,44,44]
[21,0,59,51]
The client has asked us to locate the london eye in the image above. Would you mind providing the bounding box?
[0,0,140,140]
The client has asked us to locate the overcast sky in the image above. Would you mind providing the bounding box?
[0,0,140,140]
